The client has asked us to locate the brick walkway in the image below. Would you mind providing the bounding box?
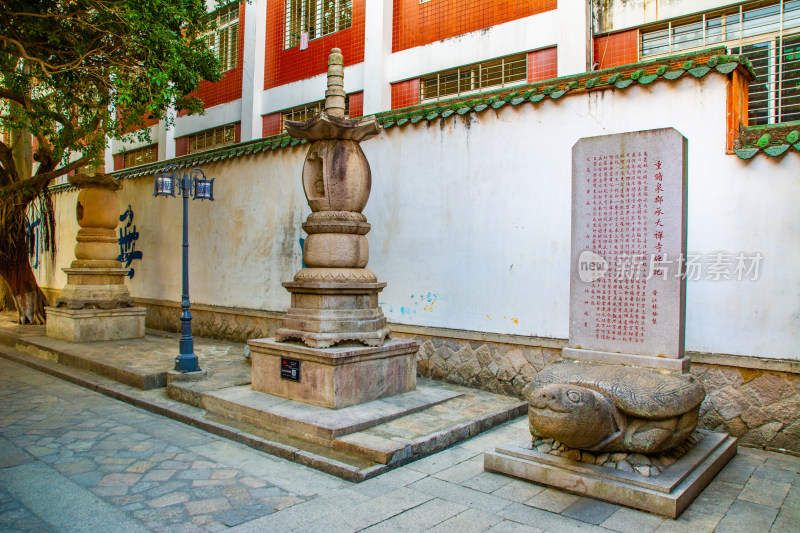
[0,357,798,532]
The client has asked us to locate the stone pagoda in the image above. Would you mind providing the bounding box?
[46,166,145,342]
[248,49,419,409]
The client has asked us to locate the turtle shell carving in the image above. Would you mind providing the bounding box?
[524,361,705,454]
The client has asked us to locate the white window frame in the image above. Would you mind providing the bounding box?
[419,53,528,103]
[640,0,800,125]
[204,3,240,72]
[187,123,237,154]
[280,96,350,131]
[121,144,158,169]
[284,0,353,50]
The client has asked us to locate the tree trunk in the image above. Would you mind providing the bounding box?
[0,225,47,325]
[0,276,15,312]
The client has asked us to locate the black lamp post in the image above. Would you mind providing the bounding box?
[153,164,215,373]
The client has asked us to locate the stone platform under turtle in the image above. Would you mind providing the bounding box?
[484,430,738,518]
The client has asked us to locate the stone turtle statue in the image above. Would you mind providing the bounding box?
[524,361,705,454]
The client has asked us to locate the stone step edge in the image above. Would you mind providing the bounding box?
[0,343,383,482]
[0,330,164,390]
[333,401,528,465]
[173,382,465,443]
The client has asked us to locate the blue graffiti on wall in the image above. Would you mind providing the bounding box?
[117,205,142,278]
[25,217,42,269]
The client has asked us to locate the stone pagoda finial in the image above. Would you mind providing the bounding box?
[325,48,346,118]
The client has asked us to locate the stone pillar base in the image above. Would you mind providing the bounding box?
[45,306,146,343]
[563,347,690,373]
[248,337,419,409]
[275,278,390,348]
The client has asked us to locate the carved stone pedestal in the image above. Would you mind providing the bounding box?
[249,338,418,409]
[46,306,145,343]
[45,168,145,343]
[276,275,391,348]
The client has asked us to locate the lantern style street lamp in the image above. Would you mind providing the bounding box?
[153,164,215,373]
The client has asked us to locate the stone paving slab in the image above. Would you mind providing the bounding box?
[0,357,323,532]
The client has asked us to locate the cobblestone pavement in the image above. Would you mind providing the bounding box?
[1,357,798,533]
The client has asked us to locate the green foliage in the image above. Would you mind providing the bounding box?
[0,0,226,180]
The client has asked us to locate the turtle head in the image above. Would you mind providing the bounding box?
[528,384,617,450]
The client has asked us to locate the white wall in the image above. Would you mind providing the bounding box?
[594,0,744,34]
[39,72,800,361]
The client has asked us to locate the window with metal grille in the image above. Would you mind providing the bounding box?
[284,0,353,50]
[204,3,239,72]
[419,53,528,102]
[280,96,350,131]
[187,123,237,154]
[641,0,800,125]
[121,144,157,169]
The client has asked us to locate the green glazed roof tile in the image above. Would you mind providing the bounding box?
[689,66,711,77]
[735,148,760,159]
[764,144,790,156]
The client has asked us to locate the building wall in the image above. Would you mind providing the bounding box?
[194,5,246,109]
[593,0,744,34]
[392,0,556,53]
[264,0,366,91]
[593,30,639,69]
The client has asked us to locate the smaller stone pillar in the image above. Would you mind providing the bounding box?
[46,167,145,342]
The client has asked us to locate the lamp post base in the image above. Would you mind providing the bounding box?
[167,368,208,383]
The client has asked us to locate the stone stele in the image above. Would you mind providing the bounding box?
[45,166,145,343]
[568,128,688,372]
[249,49,418,409]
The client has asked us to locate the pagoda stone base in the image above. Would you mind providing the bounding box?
[275,277,390,348]
[45,306,146,343]
[249,337,419,409]
[484,431,737,518]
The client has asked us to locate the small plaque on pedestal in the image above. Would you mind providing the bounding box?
[281,358,301,382]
